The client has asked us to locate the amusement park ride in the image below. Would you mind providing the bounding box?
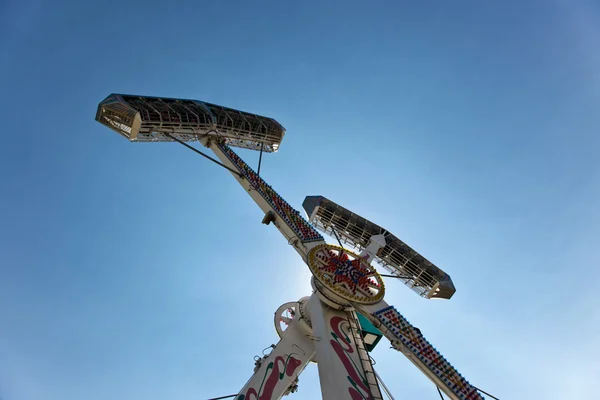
[96,94,492,400]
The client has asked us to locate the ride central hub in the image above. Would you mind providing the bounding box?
[307,244,385,305]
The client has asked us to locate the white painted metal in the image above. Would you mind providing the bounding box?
[200,137,325,261]
[97,101,486,399]
[239,290,483,400]
[359,234,387,263]
[203,141,482,399]
[306,295,383,400]
[236,315,315,400]
[345,310,384,399]
[355,300,482,400]
[373,369,396,400]
[274,301,300,338]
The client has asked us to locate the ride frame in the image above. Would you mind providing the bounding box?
[95,94,486,400]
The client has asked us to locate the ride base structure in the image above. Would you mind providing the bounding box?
[96,94,488,400]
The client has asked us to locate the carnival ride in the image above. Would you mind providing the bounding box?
[96,94,492,400]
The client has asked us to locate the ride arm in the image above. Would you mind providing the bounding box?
[201,137,325,260]
[355,300,484,400]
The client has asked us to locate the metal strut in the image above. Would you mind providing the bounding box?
[330,225,346,254]
[373,368,396,400]
[473,385,500,400]
[437,386,445,399]
[379,274,418,280]
[163,133,243,178]
[257,141,264,176]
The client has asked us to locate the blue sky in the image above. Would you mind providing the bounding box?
[1,0,599,399]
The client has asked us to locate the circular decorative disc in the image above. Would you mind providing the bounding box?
[274,301,297,338]
[307,244,385,304]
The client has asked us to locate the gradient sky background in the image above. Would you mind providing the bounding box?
[1,1,599,399]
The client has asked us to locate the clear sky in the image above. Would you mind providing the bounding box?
[1,1,599,399]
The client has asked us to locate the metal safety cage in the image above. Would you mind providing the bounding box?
[95,94,285,152]
[303,196,456,299]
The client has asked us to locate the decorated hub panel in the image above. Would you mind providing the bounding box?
[373,306,483,400]
[95,94,285,152]
[217,142,323,243]
[303,195,456,299]
[307,244,385,304]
